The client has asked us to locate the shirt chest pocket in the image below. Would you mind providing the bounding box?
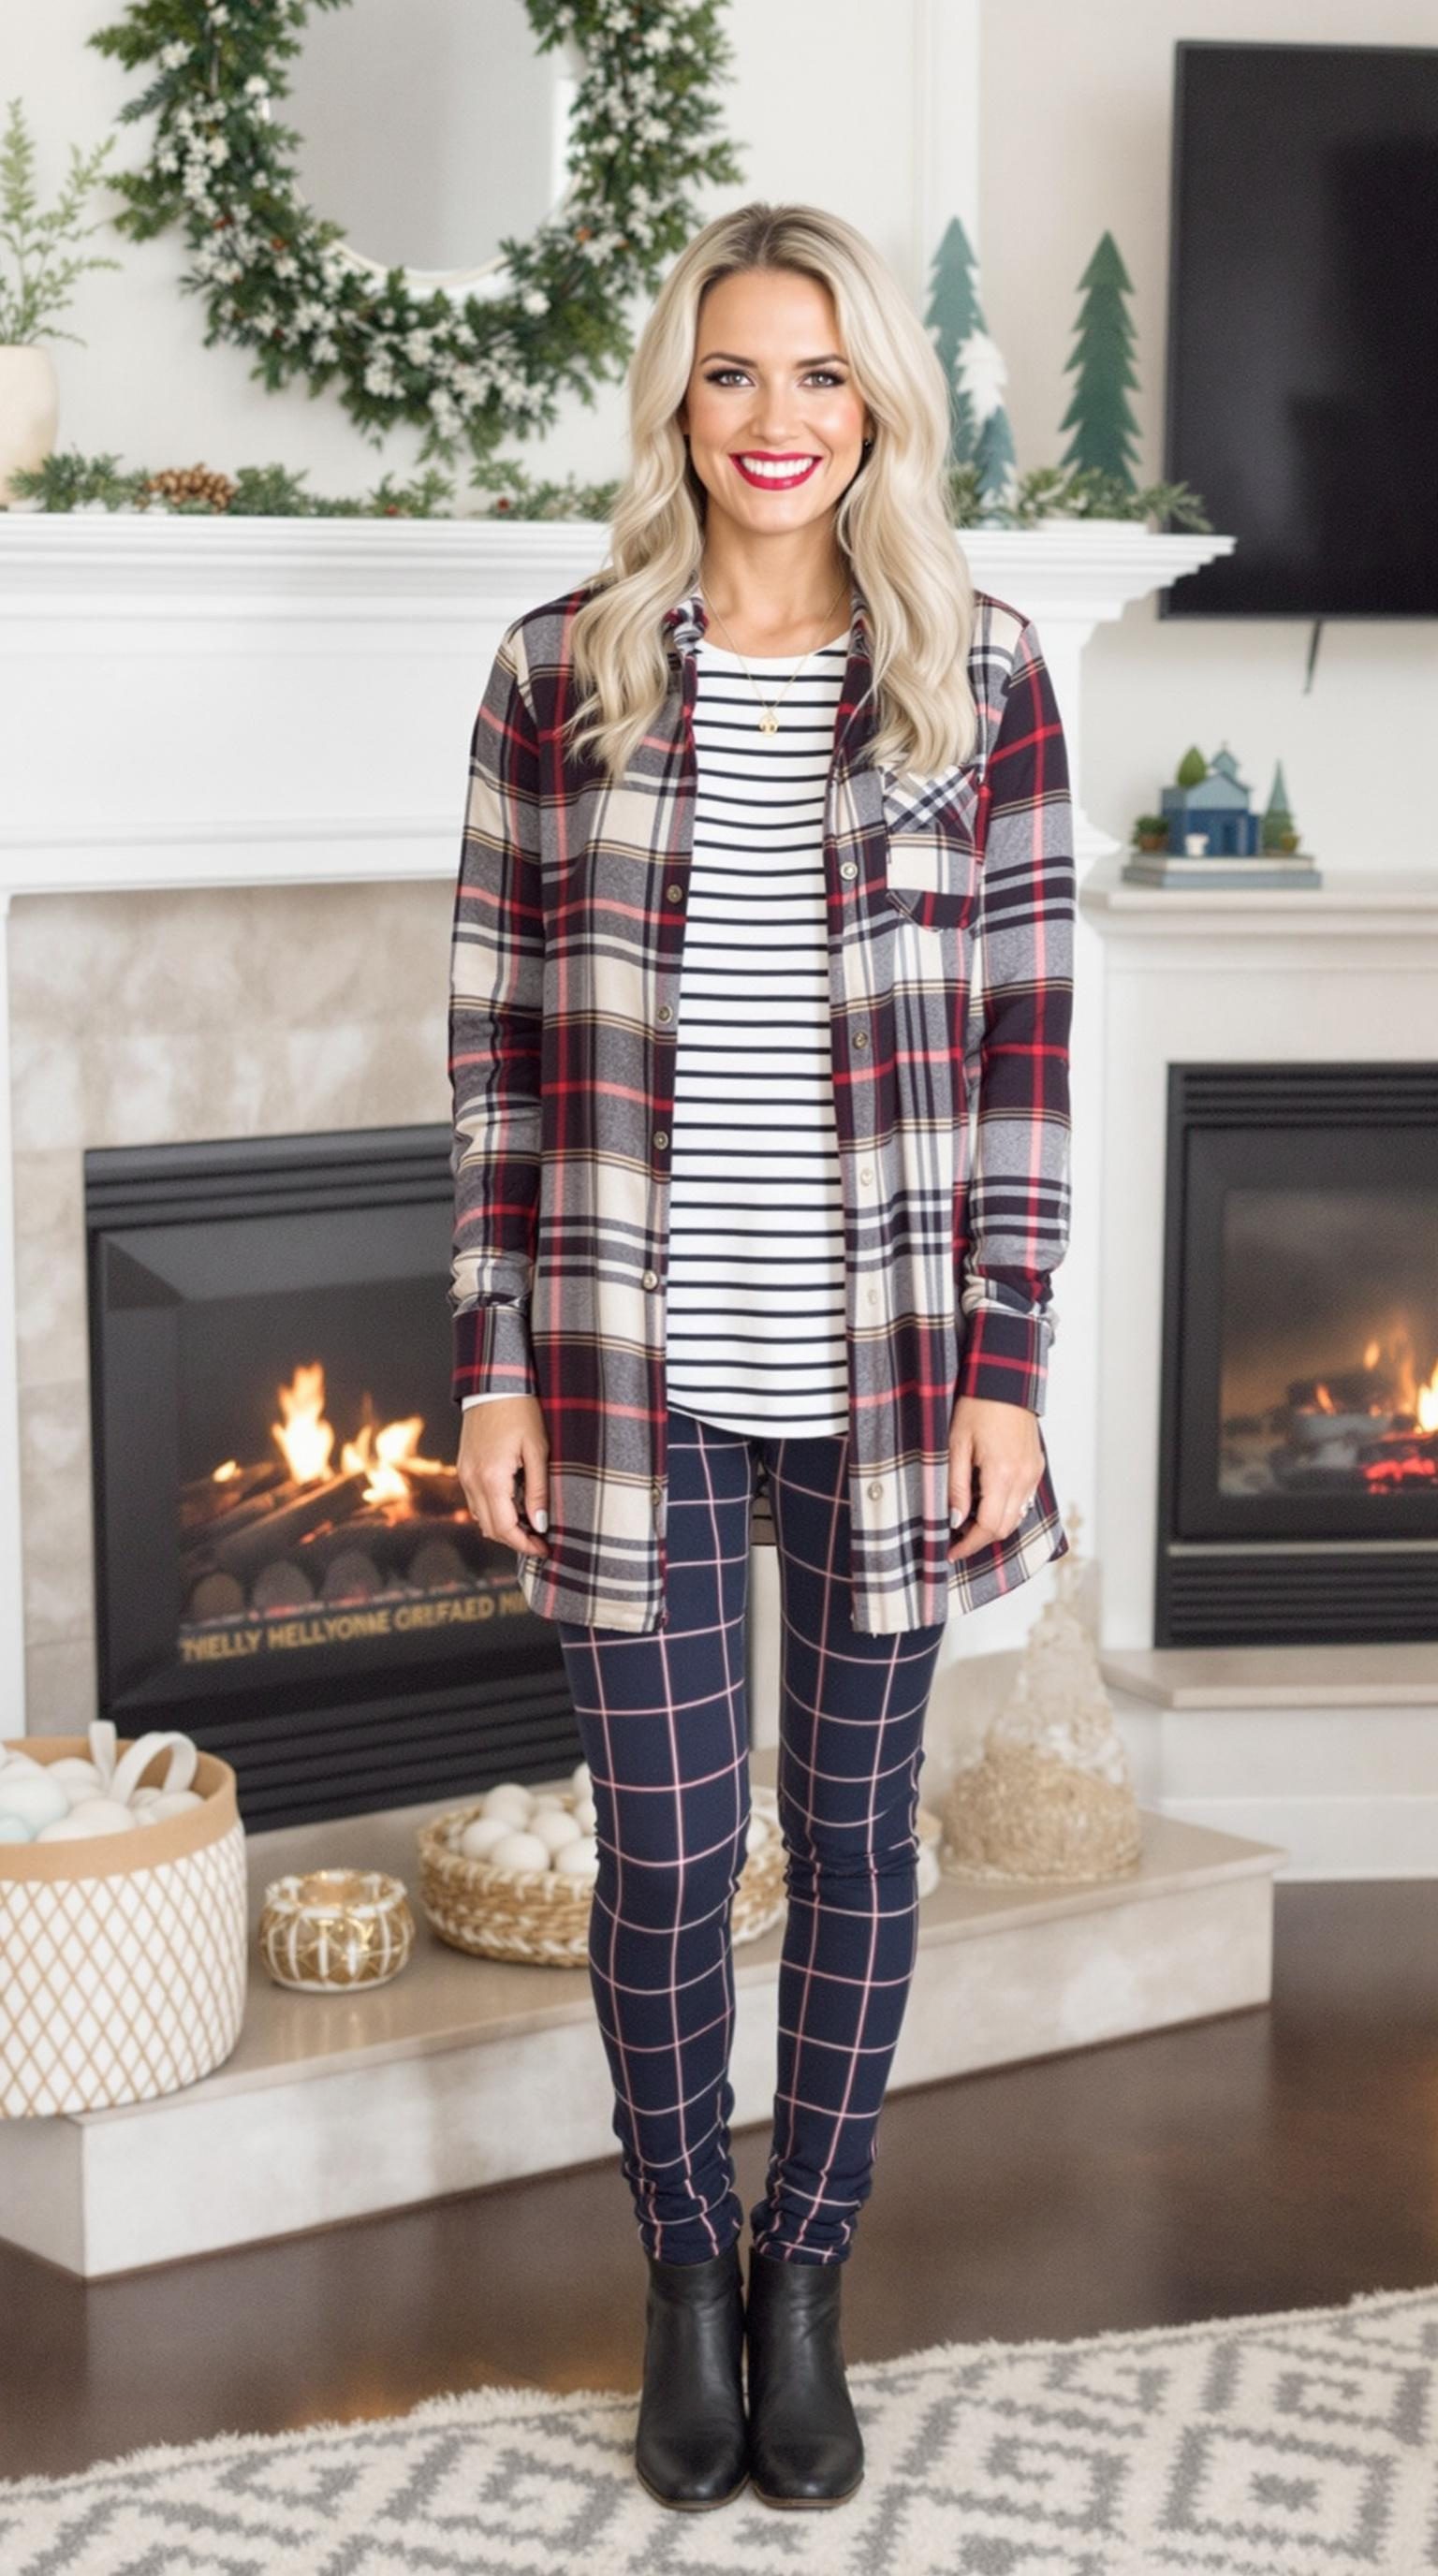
[882,764,982,932]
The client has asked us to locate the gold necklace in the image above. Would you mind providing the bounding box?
[699,576,850,735]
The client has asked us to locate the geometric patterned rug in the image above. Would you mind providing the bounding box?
[3,2281,1436,2576]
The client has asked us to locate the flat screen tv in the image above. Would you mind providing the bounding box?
[1162,41,1438,619]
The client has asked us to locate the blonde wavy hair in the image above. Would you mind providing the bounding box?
[562,200,978,786]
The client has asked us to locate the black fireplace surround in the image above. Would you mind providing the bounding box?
[85,1126,580,1832]
[1158,1063,1438,1646]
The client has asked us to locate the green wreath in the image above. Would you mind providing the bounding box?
[87,0,743,468]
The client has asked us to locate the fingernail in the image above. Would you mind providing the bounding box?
[532,1508,548,1531]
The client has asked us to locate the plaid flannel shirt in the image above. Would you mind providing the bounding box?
[448,573,1074,1633]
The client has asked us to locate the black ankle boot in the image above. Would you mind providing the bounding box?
[744,2242,864,2508]
[634,2240,748,2509]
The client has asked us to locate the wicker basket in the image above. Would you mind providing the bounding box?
[0,1734,248,2117]
[418,1781,790,1968]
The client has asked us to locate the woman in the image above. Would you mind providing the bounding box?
[449,200,1075,2513]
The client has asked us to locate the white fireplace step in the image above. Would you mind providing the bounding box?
[0,1750,1283,2279]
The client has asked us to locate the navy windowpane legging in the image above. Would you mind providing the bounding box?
[554,1404,948,2268]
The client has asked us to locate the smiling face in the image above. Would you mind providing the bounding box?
[676,266,873,540]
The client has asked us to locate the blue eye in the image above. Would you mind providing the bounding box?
[703,368,846,389]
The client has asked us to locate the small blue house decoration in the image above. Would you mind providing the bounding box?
[1160,742,1261,856]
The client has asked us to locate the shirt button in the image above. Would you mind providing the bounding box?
[657,1004,673,1023]
[666,883,683,901]
[652,1482,664,1505]
[859,1164,873,1185]
[853,1029,869,1049]
[839,858,858,879]
[867,1480,884,1500]
[642,1268,658,1289]
[653,1130,669,1150]
[867,1287,880,1306]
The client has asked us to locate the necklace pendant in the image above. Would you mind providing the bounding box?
[758,703,779,736]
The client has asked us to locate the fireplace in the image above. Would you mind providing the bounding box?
[85,1124,580,1829]
[1157,1064,1438,1645]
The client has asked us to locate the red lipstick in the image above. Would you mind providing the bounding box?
[730,453,822,491]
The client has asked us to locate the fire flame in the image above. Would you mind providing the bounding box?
[340,1412,426,1503]
[208,1360,436,1506]
[272,1360,334,1484]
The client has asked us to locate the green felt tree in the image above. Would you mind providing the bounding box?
[1176,746,1208,787]
[1059,232,1141,490]
[925,215,983,466]
[1262,759,1296,850]
[925,212,1018,511]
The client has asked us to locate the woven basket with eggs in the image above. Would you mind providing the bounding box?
[418,1765,788,1968]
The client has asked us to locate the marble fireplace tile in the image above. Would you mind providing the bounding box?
[13,1149,85,1386]
[18,1376,94,1647]
[20,1632,98,1738]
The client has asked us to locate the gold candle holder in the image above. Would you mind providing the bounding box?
[259,1867,415,1992]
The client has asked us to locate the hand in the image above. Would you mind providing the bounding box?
[947,1394,1042,1560]
[458,1397,550,1560]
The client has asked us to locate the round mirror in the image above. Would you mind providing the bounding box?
[282,0,581,298]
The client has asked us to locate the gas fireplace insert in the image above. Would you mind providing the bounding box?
[85,1126,580,1831]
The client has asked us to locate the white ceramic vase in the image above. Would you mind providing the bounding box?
[0,344,60,505]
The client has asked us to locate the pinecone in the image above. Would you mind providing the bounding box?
[142,463,237,512]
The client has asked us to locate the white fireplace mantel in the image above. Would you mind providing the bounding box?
[0,513,1231,892]
[0,512,1229,1732]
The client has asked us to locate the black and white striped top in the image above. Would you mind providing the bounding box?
[665,628,851,1439]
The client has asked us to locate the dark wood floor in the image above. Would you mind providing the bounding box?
[4,1879,1437,2483]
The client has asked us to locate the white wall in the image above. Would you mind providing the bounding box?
[979,0,1438,867]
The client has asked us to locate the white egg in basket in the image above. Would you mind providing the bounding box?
[37,1796,139,1840]
[529,1807,582,1855]
[0,1771,69,1834]
[40,1757,106,1800]
[554,1837,600,1881]
[484,1828,551,1874]
[482,1781,535,1826]
[459,1813,513,1861]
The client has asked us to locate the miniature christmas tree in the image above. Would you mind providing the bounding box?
[941,1505,1142,1883]
[1058,233,1141,490]
[926,215,983,469]
[1262,759,1297,851]
[925,211,1019,512]
[1176,745,1208,788]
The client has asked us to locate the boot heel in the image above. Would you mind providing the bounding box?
[635,2241,749,2509]
[744,2242,864,2508]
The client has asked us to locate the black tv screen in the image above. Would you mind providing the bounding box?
[1162,41,1438,619]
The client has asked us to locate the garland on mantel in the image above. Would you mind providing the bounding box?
[5,446,622,518]
[7,443,1211,528]
[85,0,744,466]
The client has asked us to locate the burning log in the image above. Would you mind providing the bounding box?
[409,1536,470,1590]
[187,1569,247,1622]
[208,1470,371,1585]
[319,1547,383,1603]
[179,1458,286,1531]
[252,1559,316,1614]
